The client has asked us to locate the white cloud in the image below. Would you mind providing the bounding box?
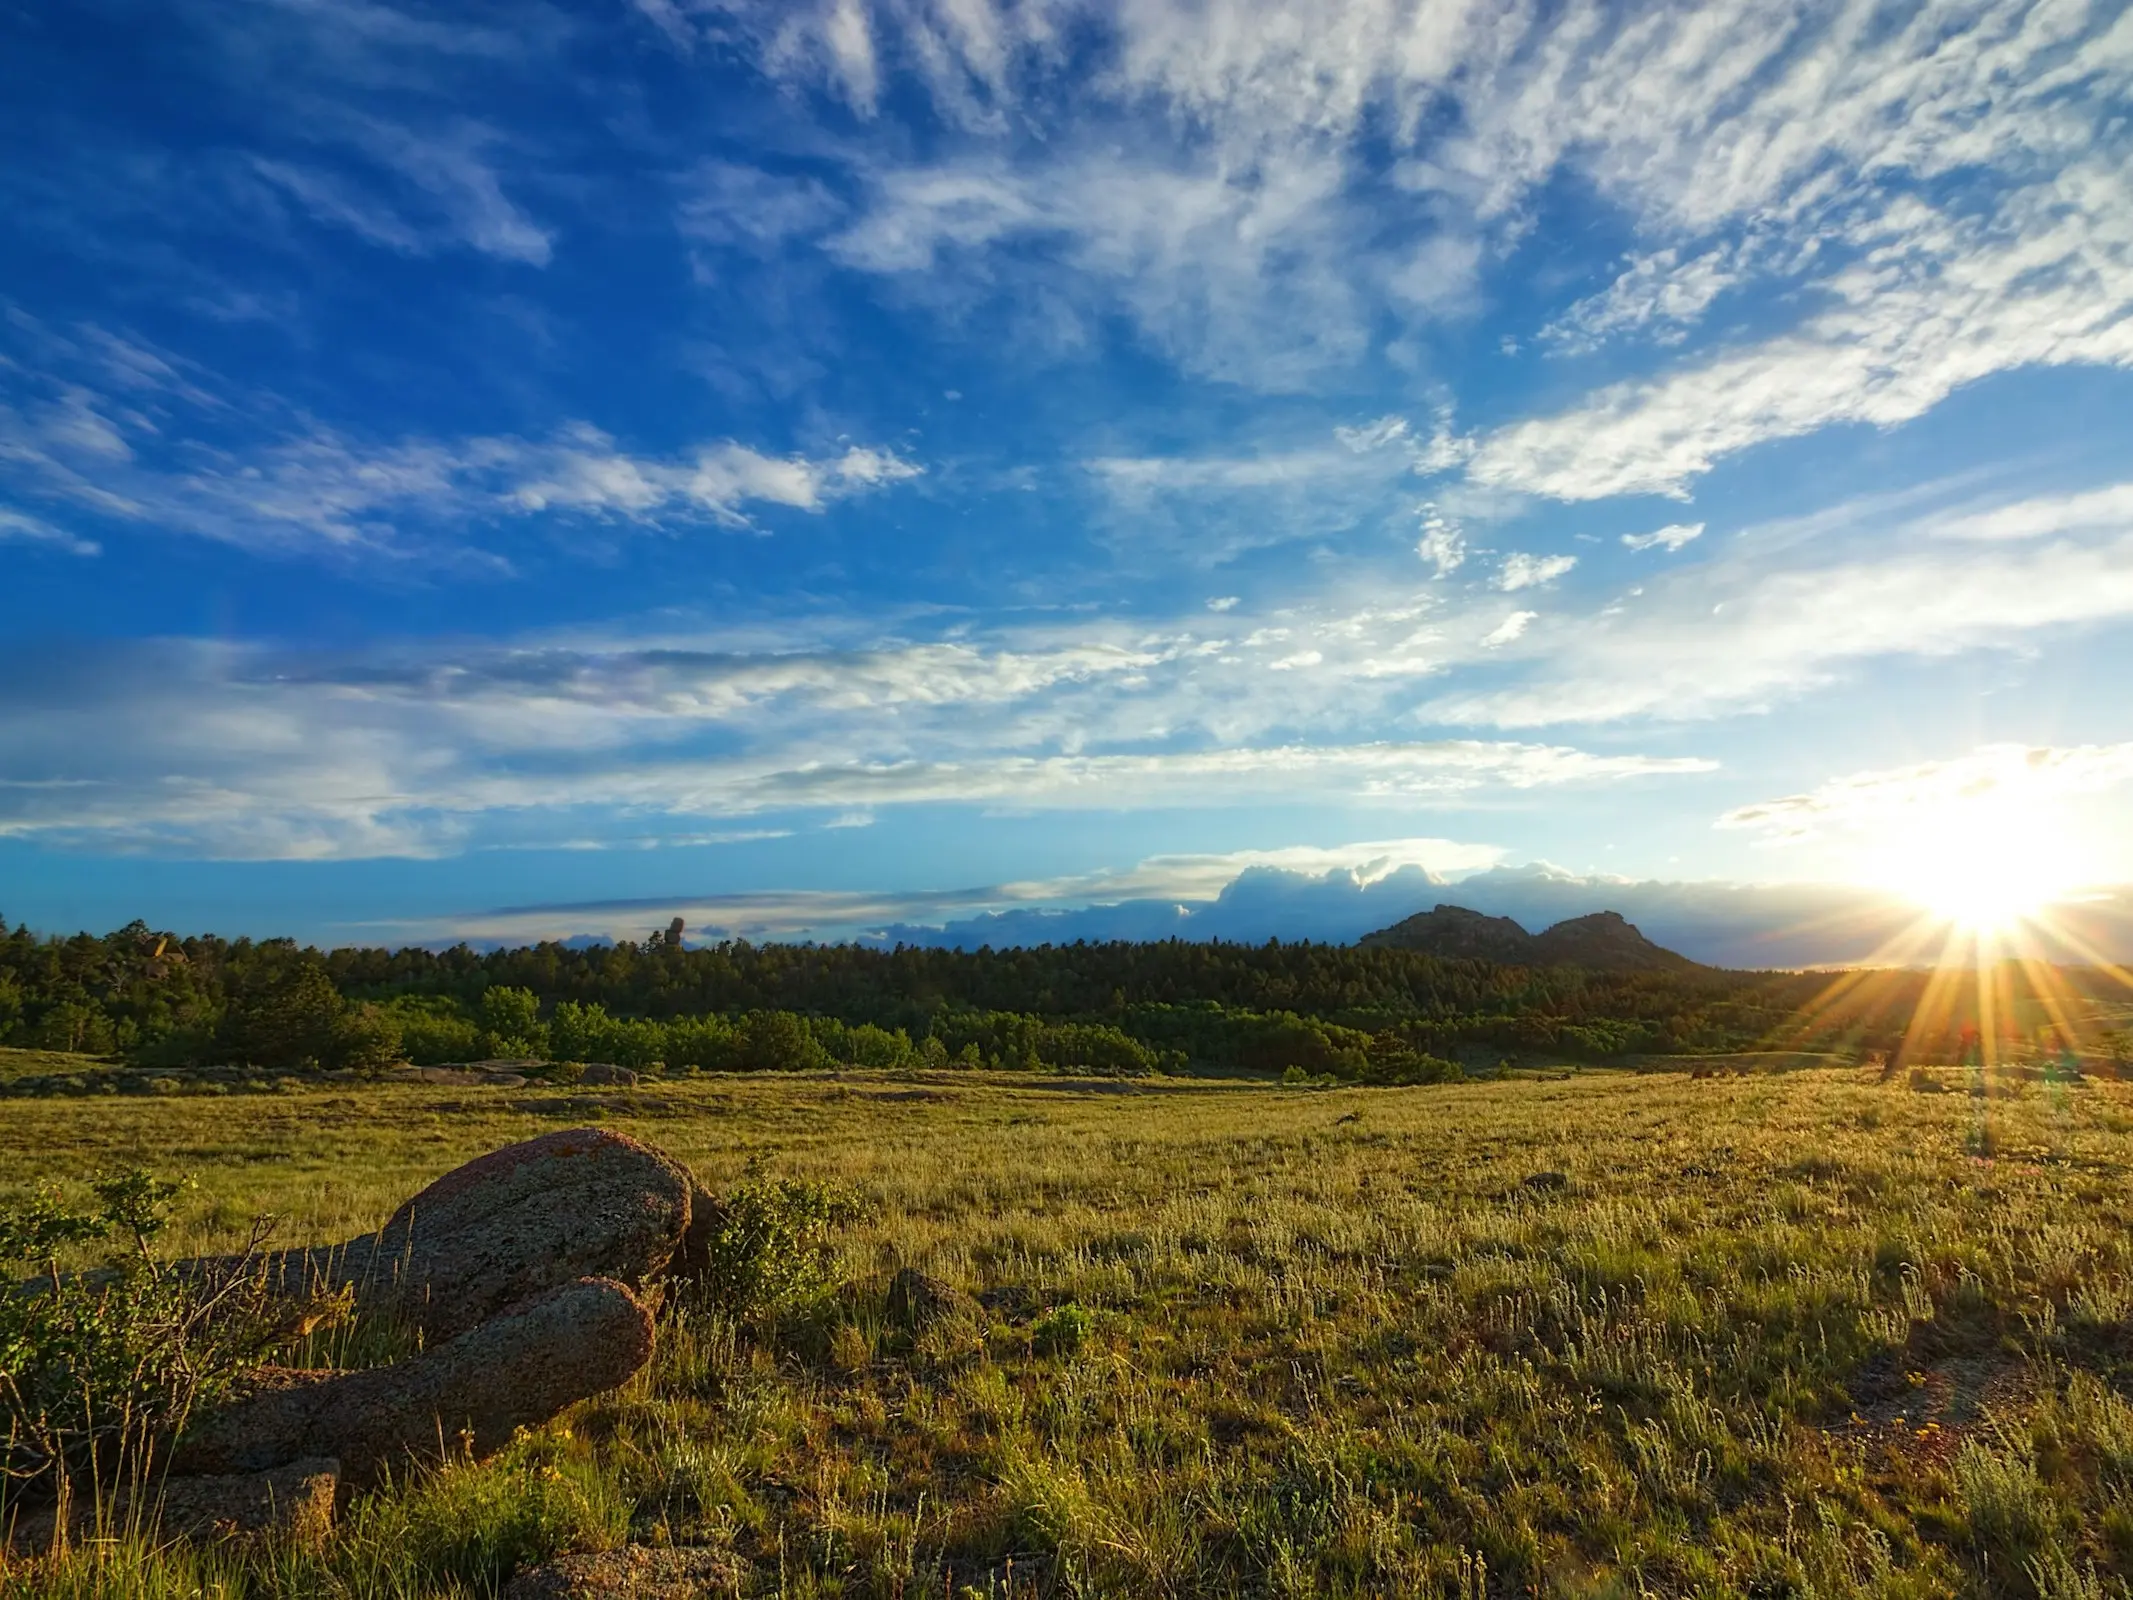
[407,847,2092,967]
[1717,743,2133,843]
[1429,479,2133,726]
[1540,245,1742,355]
[1934,483,2133,543]
[1622,521,1704,553]
[1012,837,1507,904]
[1087,427,1433,562]
[394,836,1507,946]
[1497,552,1576,591]
[1469,168,2133,501]
[826,146,1381,387]
[0,621,1715,859]
[1416,506,1465,577]
[1481,610,1535,647]
[1335,415,1410,452]
[676,160,844,252]
[0,345,922,551]
[1205,595,1240,611]
[691,1,2133,480]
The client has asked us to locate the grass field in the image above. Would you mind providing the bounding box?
[5,1062,2133,1598]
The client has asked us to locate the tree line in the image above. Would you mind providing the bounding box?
[0,914,2099,1081]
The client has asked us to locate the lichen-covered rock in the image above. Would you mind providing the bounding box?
[504,1545,743,1598]
[176,1277,654,1489]
[577,1063,639,1087]
[375,1127,689,1336]
[237,1127,694,1338]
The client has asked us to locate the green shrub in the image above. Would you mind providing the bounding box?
[0,1171,289,1505]
[1033,1302,1094,1356]
[689,1173,847,1322]
[380,995,481,1064]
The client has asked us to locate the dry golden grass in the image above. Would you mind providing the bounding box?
[6,1065,2133,1597]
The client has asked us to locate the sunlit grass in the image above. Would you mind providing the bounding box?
[4,1065,2133,1596]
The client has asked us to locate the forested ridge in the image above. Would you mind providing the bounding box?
[0,914,2107,1084]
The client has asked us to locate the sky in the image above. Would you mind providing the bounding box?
[4,0,2133,959]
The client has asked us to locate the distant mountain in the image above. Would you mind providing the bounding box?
[1359,904,1703,972]
[1353,903,1534,962]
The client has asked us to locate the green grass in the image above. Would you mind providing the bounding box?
[0,1048,114,1084]
[5,1065,2133,1597]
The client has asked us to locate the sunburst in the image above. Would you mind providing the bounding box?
[1753,794,2126,1076]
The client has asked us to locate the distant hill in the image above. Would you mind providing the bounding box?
[1358,904,1703,972]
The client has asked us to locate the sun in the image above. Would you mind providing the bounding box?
[1867,791,2081,935]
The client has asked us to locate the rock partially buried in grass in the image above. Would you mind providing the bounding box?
[237,1126,695,1339]
[155,1456,341,1549]
[1,1457,340,1555]
[176,1277,655,1490]
[503,1545,745,1599]
[885,1265,978,1332]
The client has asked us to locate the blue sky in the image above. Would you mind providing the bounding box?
[4,0,2133,954]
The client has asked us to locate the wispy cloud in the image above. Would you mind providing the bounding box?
[1539,245,1743,356]
[0,618,1716,859]
[1481,610,1535,648]
[681,0,2133,444]
[0,324,922,552]
[1622,522,1703,553]
[1429,478,2133,726]
[0,506,99,556]
[1497,552,1575,592]
[1718,743,2133,844]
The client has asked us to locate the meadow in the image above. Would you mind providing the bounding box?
[4,1058,2133,1599]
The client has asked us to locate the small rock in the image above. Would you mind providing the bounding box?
[578,1063,639,1087]
[504,1545,742,1599]
[885,1266,978,1331]
[176,1277,655,1490]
